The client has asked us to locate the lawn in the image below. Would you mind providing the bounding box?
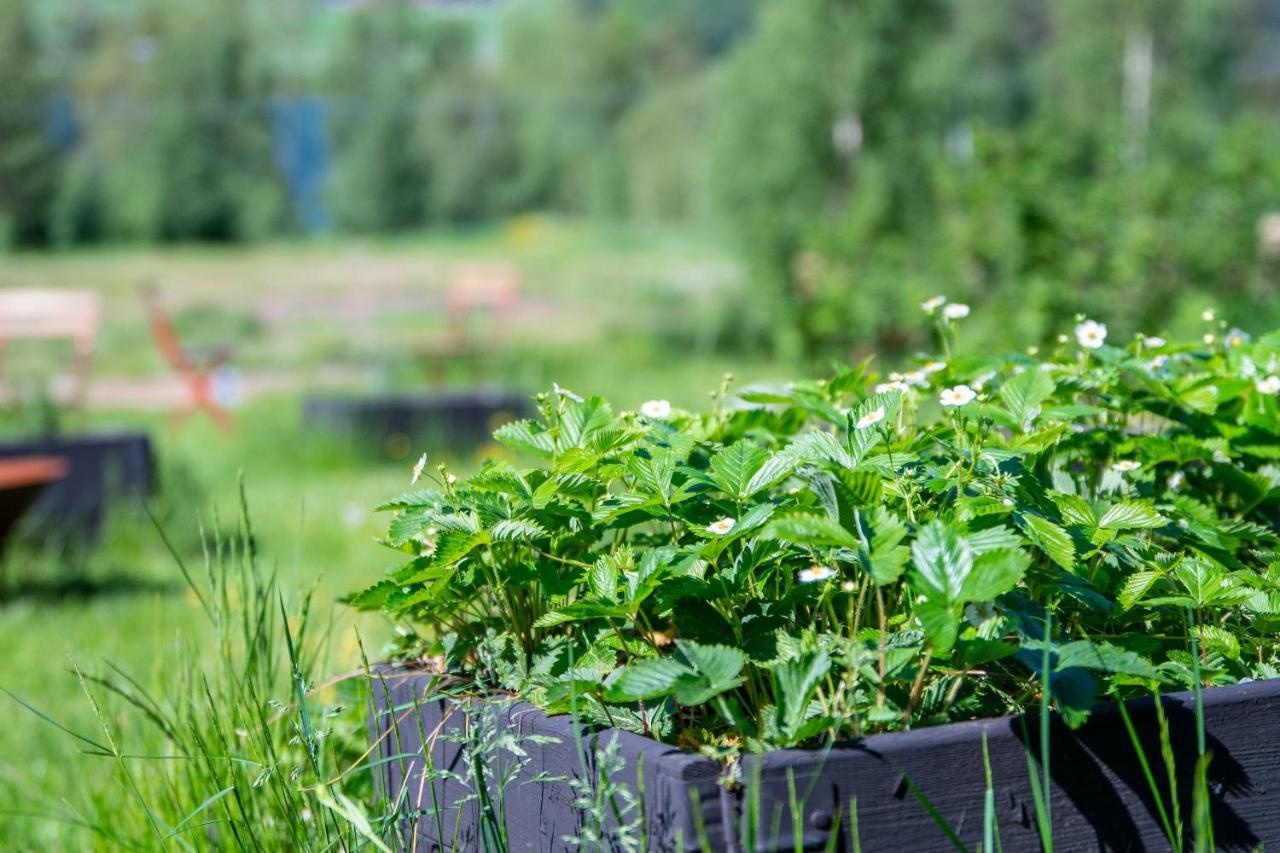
[0,223,793,847]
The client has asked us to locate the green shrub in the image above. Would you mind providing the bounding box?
[355,306,1280,752]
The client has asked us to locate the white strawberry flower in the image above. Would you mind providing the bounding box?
[640,399,672,419]
[707,517,736,536]
[1256,375,1280,395]
[856,405,886,430]
[798,565,837,584]
[1241,356,1258,378]
[875,380,911,394]
[1075,319,1107,349]
[942,303,970,320]
[921,295,947,313]
[410,453,428,484]
[1112,460,1142,473]
[1203,333,1215,345]
[1167,471,1186,491]
[1225,328,1250,349]
[1202,308,1216,322]
[1143,336,1166,348]
[939,385,977,407]
[903,370,931,388]
[921,360,947,374]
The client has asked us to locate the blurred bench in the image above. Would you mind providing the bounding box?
[420,262,521,383]
[144,287,237,432]
[0,289,101,405]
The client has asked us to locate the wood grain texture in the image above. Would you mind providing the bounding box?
[371,667,1280,852]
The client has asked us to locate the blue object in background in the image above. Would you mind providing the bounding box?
[271,96,332,234]
[44,92,78,148]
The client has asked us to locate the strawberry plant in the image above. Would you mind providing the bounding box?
[353,306,1280,752]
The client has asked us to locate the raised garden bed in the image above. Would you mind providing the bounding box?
[0,432,153,542]
[0,456,68,555]
[303,390,530,456]
[371,665,1278,851]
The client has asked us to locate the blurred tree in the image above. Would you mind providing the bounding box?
[714,0,1280,360]
[0,0,62,246]
[55,0,285,242]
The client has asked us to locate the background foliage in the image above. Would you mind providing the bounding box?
[3,0,1279,359]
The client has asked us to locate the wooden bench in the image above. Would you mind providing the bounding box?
[0,289,101,405]
[420,262,522,383]
[144,288,236,431]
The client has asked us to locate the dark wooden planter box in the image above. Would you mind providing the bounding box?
[304,390,529,456]
[370,664,1280,852]
[0,432,153,542]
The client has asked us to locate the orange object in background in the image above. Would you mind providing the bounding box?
[143,287,237,432]
[0,455,68,556]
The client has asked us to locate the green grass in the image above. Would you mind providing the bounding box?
[0,224,795,847]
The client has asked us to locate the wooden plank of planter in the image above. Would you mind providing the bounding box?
[0,432,153,542]
[370,664,1280,851]
[0,455,68,555]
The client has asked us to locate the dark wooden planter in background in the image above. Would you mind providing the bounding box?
[370,664,1280,852]
[304,390,530,457]
[0,456,69,555]
[0,432,153,542]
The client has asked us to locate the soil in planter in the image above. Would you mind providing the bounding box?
[370,664,1278,852]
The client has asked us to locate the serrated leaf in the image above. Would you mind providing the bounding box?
[628,448,677,498]
[999,369,1055,428]
[494,419,555,457]
[960,548,1028,602]
[866,507,909,585]
[604,658,692,702]
[1019,514,1076,571]
[376,488,442,511]
[347,579,398,610]
[764,513,859,549]
[1098,500,1167,530]
[1118,570,1161,611]
[1194,625,1241,661]
[1051,492,1098,528]
[909,522,974,652]
[743,448,802,497]
[709,440,770,500]
[387,510,434,547]
[773,649,831,740]
[490,518,546,542]
[967,525,1023,555]
[676,640,746,691]
[432,530,490,566]
[1053,640,1160,679]
[910,521,973,603]
[590,557,618,602]
[790,430,854,468]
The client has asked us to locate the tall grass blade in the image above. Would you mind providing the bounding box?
[1116,696,1179,849]
[981,731,1001,853]
[901,774,967,852]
